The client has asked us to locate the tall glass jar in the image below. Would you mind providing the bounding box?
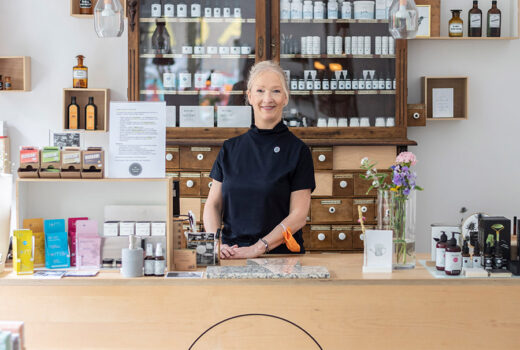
[389,190,416,269]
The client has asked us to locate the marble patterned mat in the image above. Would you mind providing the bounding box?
[206,265,330,279]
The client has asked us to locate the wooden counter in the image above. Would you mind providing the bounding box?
[1,253,520,349]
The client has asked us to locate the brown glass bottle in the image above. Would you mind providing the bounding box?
[445,233,462,275]
[73,55,88,88]
[468,1,482,37]
[0,75,3,90]
[487,1,501,37]
[4,76,12,90]
[85,97,97,130]
[68,96,80,130]
[449,10,464,37]
[154,243,166,277]
[144,243,155,277]
[79,0,93,15]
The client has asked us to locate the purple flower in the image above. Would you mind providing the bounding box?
[403,188,410,196]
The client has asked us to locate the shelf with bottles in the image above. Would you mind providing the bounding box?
[140,89,245,95]
[290,90,395,95]
[62,88,110,132]
[0,56,31,92]
[143,0,252,21]
[414,0,519,40]
[140,17,255,23]
[70,0,126,18]
[280,18,388,24]
[140,53,255,59]
[281,53,395,59]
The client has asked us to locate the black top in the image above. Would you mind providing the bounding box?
[210,121,315,254]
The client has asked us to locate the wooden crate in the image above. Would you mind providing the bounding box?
[422,77,468,120]
[0,56,31,92]
[63,88,110,131]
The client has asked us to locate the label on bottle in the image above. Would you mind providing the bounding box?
[359,80,365,89]
[204,7,212,17]
[341,2,352,19]
[345,80,351,90]
[69,109,78,129]
[223,7,231,17]
[472,256,482,267]
[164,4,175,17]
[233,7,241,18]
[290,80,298,90]
[306,80,313,90]
[351,80,357,90]
[462,256,473,268]
[445,251,462,274]
[194,73,207,89]
[449,23,463,34]
[322,80,329,90]
[470,14,481,28]
[0,81,3,90]
[330,80,337,90]
[163,73,176,89]
[328,3,338,19]
[281,1,291,20]
[151,3,162,17]
[314,3,324,19]
[73,70,87,79]
[191,4,201,17]
[489,14,500,28]
[86,107,96,130]
[366,80,372,89]
[80,0,92,9]
[303,3,313,19]
[144,260,155,275]
[298,80,305,90]
[213,7,221,17]
[338,80,346,90]
[177,4,188,17]
[154,259,166,275]
[179,73,192,89]
[385,80,392,90]
[436,247,446,268]
[5,82,12,89]
[314,80,321,90]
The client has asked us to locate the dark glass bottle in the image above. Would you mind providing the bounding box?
[484,242,493,270]
[0,75,3,90]
[468,1,482,37]
[68,96,80,130]
[445,232,462,275]
[85,97,97,131]
[449,10,463,37]
[462,239,472,268]
[144,243,155,277]
[472,241,482,267]
[435,231,448,271]
[487,1,501,37]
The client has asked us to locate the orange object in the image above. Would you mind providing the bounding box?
[282,226,301,253]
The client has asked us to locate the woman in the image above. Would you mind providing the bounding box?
[203,61,315,259]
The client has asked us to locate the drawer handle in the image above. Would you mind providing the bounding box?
[328,206,336,214]
[208,182,213,188]
[338,232,346,240]
[166,153,173,161]
[318,154,326,162]
[361,206,368,213]
[197,153,204,161]
[317,233,326,241]
[186,180,194,188]
[339,180,348,188]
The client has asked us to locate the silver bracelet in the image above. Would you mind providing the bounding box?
[279,223,287,232]
[259,238,269,253]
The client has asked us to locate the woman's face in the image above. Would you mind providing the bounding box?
[247,70,288,129]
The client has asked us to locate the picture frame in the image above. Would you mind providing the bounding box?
[416,5,431,38]
[49,130,82,149]
[362,229,393,273]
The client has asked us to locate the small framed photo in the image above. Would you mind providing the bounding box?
[363,230,393,273]
[416,5,431,38]
[49,130,82,149]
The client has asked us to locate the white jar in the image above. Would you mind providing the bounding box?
[177,3,188,17]
[191,2,201,17]
[328,0,339,19]
[312,36,320,54]
[303,1,313,19]
[281,0,291,20]
[314,1,325,19]
[301,36,308,54]
[151,2,162,17]
[344,36,351,54]
[334,36,342,54]
[291,0,303,19]
[341,0,352,19]
[353,0,375,19]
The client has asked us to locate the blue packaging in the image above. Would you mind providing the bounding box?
[44,219,70,269]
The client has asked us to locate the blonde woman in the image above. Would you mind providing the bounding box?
[203,61,315,259]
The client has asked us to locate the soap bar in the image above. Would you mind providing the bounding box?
[463,268,489,278]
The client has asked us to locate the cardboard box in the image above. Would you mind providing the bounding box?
[136,221,151,236]
[18,147,39,178]
[173,249,197,271]
[119,221,135,236]
[61,147,82,178]
[40,146,61,178]
[68,217,89,267]
[23,218,45,267]
[103,221,119,237]
[151,221,166,236]
[13,229,34,275]
[478,216,511,267]
[81,147,104,178]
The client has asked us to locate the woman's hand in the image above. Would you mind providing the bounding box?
[219,244,238,259]
[228,243,265,259]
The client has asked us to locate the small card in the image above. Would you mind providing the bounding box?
[363,229,393,273]
[166,106,176,127]
[217,106,252,127]
[432,88,454,118]
[166,271,203,278]
[179,106,214,127]
[194,73,209,89]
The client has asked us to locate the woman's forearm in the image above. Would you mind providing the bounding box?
[203,203,222,233]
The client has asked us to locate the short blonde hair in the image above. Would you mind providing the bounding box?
[246,60,289,104]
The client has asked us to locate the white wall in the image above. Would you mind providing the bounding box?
[2,0,519,254]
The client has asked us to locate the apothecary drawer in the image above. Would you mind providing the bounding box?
[180,146,220,170]
[200,172,213,196]
[352,225,374,249]
[302,224,311,248]
[165,147,180,169]
[331,225,353,250]
[310,225,332,250]
[311,198,353,223]
[332,173,354,197]
[353,198,376,223]
[180,172,201,196]
[312,147,333,170]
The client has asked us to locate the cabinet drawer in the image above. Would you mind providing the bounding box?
[311,198,353,223]
[180,172,201,196]
[353,198,376,223]
[313,172,333,197]
[180,146,220,170]
[302,224,311,249]
[352,225,374,249]
[312,147,333,170]
[200,172,213,196]
[165,147,180,170]
[331,226,353,250]
[332,173,354,196]
[165,172,179,183]
[354,171,391,196]
[310,225,332,249]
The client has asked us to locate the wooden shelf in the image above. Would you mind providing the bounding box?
[139,54,255,59]
[281,54,396,59]
[63,88,110,131]
[17,178,169,183]
[281,19,389,24]
[140,17,256,23]
[426,117,467,121]
[0,56,31,92]
[414,36,519,40]
[290,90,396,95]
[421,76,468,120]
[140,89,245,96]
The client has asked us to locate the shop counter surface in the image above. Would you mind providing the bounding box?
[1,253,520,349]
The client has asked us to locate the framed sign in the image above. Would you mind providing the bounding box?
[416,5,431,38]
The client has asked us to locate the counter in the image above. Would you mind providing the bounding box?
[1,253,520,349]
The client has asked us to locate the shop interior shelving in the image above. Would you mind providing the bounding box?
[70,0,127,18]
[62,88,110,131]
[422,76,468,121]
[0,56,31,92]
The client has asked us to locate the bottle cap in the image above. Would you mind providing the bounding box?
[447,232,458,247]
[155,243,163,257]
[451,9,462,12]
[440,231,448,242]
[146,243,154,256]
[463,240,469,254]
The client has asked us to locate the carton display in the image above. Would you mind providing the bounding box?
[119,221,135,236]
[13,229,34,275]
[61,147,82,178]
[23,218,45,267]
[136,221,151,236]
[68,217,89,267]
[151,221,166,236]
[103,221,119,236]
[40,147,61,178]
[44,219,70,269]
[478,216,511,267]
[18,147,39,178]
[81,147,104,178]
[76,220,101,269]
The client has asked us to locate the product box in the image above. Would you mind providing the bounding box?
[60,147,82,178]
[76,220,101,269]
[81,147,104,178]
[13,229,34,275]
[173,249,197,271]
[18,147,40,178]
[478,216,511,267]
[151,221,167,236]
[44,219,70,269]
[68,217,89,267]
[135,221,151,236]
[23,218,45,267]
[103,221,119,236]
[40,146,61,178]
[119,221,135,236]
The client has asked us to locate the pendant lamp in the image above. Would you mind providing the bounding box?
[94,0,124,38]
[388,0,419,39]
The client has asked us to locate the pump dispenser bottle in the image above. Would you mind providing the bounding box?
[472,241,482,267]
[445,232,462,275]
[462,239,472,269]
[436,231,448,271]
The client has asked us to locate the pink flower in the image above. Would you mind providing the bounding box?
[396,152,417,166]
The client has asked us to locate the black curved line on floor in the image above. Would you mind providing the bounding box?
[188,313,323,350]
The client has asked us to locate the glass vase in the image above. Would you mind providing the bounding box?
[376,189,392,230]
[388,0,419,39]
[389,190,416,269]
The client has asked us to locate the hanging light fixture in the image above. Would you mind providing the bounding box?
[94,0,124,38]
[388,0,419,39]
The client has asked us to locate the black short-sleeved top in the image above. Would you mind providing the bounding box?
[210,121,315,254]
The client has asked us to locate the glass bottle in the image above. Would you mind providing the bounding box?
[314,0,325,19]
[344,73,351,90]
[73,55,88,88]
[154,243,166,276]
[0,75,3,90]
[281,0,291,20]
[468,1,482,37]
[291,0,303,19]
[191,0,202,17]
[204,0,212,17]
[449,10,463,37]
[213,0,222,17]
[144,243,155,276]
[94,0,124,38]
[223,0,231,17]
[303,0,313,20]
[233,0,241,18]
[79,0,93,15]
[68,96,80,130]
[487,0,501,37]
[4,76,11,90]
[85,96,97,131]
[177,1,188,17]
[151,22,171,54]
[151,1,162,17]
[327,0,338,19]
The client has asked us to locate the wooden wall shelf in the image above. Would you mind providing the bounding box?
[70,0,126,18]
[422,76,468,120]
[63,88,110,131]
[0,56,31,92]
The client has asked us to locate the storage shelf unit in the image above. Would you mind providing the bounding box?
[62,88,110,131]
[70,0,127,18]
[422,76,468,120]
[0,56,31,92]
[140,17,256,23]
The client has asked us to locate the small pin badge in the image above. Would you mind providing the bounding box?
[274,146,280,153]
